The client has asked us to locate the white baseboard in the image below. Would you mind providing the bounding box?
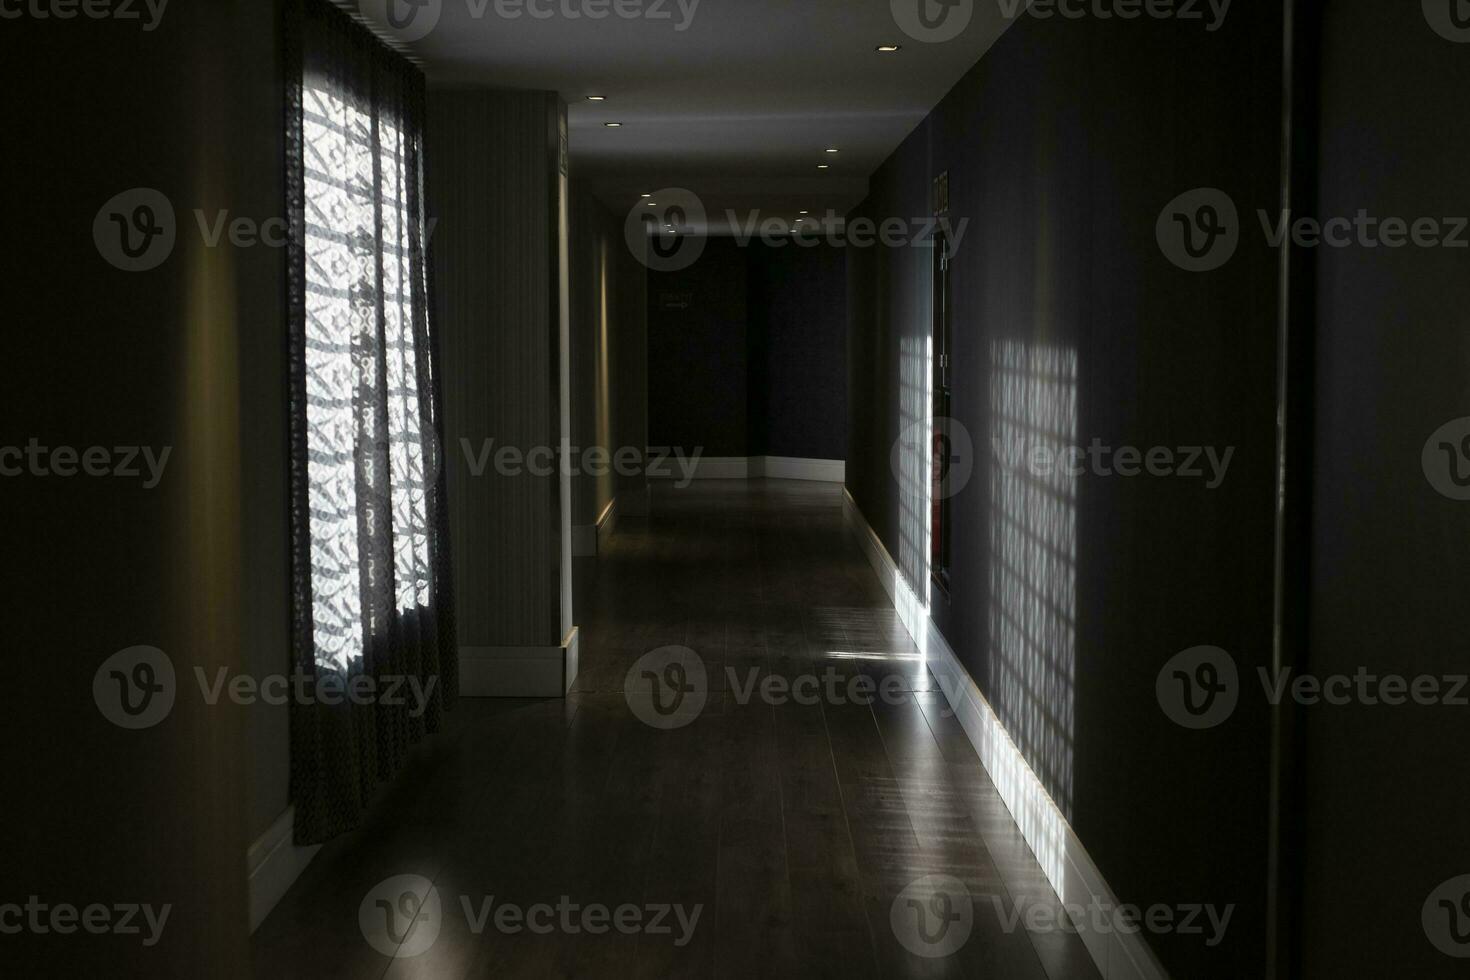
[678,456,750,479]
[571,523,598,557]
[841,488,1168,980]
[656,455,845,483]
[247,806,321,934]
[752,455,845,482]
[572,497,619,558]
[596,497,617,553]
[459,626,579,697]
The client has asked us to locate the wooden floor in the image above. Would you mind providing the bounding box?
[252,479,1099,979]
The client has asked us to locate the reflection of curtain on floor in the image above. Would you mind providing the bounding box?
[285,0,457,845]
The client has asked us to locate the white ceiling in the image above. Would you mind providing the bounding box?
[364,0,1012,229]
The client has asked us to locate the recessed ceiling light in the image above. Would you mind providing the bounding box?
[640,193,651,198]
[817,164,830,170]
[825,148,840,154]
[604,122,622,128]
[645,201,656,206]
[876,44,902,52]
[586,95,606,101]
[798,210,809,215]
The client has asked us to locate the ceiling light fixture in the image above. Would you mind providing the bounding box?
[825,148,839,154]
[798,210,809,215]
[604,122,622,128]
[640,193,651,198]
[817,164,830,170]
[876,44,901,52]
[586,95,606,101]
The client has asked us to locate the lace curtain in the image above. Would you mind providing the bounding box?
[285,0,456,844]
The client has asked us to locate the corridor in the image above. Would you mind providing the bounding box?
[17,1,1468,974]
[251,481,1098,979]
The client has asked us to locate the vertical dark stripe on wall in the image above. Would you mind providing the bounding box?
[1267,1,1322,975]
[550,99,569,634]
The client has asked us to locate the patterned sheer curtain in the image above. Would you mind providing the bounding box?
[285,0,456,844]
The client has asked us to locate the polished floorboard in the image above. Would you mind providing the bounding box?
[251,479,1099,979]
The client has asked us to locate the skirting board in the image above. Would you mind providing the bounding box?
[669,456,748,479]
[755,455,845,482]
[573,498,620,558]
[656,455,846,483]
[247,806,321,934]
[571,523,598,558]
[841,488,1169,980]
[459,626,580,697]
[596,497,618,553]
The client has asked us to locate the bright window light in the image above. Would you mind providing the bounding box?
[301,81,433,672]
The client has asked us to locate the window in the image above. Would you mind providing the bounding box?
[284,0,455,844]
[300,81,433,672]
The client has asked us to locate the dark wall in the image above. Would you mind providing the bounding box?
[846,9,1284,977]
[1300,2,1470,975]
[570,185,618,527]
[648,237,750,456]
[569,184,648,609]
[616,226,650,514]
[6,1,279,972]
[649,238,848,461]
[748,242,848,461]
[238,0,292,849]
